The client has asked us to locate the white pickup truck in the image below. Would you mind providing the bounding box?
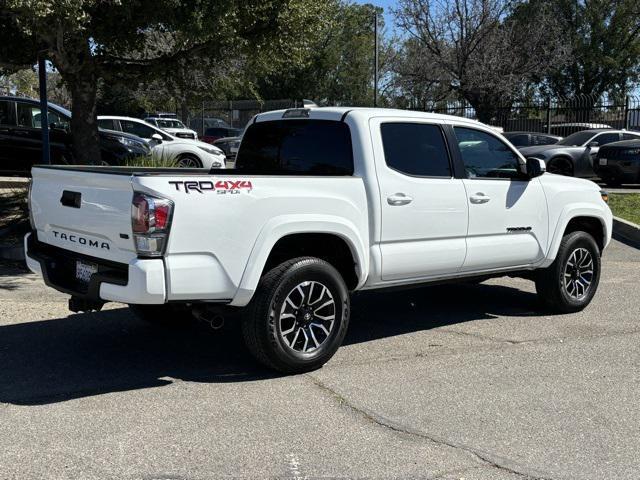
[25,107,613,373]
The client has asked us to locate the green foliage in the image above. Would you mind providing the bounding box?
[545,0,640,99]
[253,2,387,106]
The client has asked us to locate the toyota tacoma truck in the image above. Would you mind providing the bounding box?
[25,107,613,373]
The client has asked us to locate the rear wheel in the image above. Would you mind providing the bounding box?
[242,257,350,374]
[535,231,601,313]
[547,157,574,176]
[602,176,622,187]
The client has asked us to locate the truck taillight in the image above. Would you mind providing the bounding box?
[131,192,174,257]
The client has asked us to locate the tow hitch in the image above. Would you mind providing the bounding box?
[69,296,105,313]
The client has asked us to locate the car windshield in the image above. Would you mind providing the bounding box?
[557,131,597,146]
[156,119,185,129]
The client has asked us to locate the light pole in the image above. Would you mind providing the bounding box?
[373,10,379,108]
[38,52,51,164]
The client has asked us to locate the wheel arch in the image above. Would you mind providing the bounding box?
[230,216,368,307]
[542,206,610,268]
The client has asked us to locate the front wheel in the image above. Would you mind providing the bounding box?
[535,231,601,313]
[242,257,350,374]
[547,157,574,176]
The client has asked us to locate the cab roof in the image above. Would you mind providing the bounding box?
[254,106,483,126]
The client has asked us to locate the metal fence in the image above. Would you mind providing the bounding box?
[184,99,303,135]
[429,94,640,135]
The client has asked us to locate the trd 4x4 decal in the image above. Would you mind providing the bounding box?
[169,180,253,194]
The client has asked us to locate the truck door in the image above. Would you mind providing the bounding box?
[370,118,469,281]
[451,125,548,271]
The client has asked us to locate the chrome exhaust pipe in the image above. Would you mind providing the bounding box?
[192,307,225,330]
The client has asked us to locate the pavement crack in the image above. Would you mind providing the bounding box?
[307,374,554,480]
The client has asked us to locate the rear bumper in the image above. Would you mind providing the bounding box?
[25,232,165,304]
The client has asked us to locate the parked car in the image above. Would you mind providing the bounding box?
[595,139,640,186]
[519,129,640,176]
[190,117,231,134]
[25,107,612,373]
[213,136,241,162]
[98,116,225,169]
[0,96,150,174]
[546,123,612,137]
[503,131,562,148]
[201,127,241,144]
[144,117,198,140]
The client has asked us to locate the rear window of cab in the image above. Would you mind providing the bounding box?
[235,120,354,175]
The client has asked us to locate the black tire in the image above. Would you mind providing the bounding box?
[129,304,191,326]
[535,231,601,313]
[242,257,350,374]
[547,157,574,177]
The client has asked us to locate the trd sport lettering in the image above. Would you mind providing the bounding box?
[169,180,253,194]
[52,231,110,250]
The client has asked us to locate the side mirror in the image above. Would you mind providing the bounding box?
[588,141,599,148]
[526,157,546,178]
[151,133,163,143]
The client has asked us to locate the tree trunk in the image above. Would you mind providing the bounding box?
[69,74,102,165]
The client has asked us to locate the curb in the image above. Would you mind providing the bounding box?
[0,177,29,189]
[613,216,640,248]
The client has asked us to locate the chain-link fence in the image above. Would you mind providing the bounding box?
[428,94,640,135]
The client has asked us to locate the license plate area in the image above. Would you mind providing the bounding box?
[599,158,608,166]
[75,260,98,284]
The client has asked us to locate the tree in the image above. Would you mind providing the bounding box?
[393,0,567,123]
[252,1,392,107]
[545,0,640,101]
[0,0,327,164]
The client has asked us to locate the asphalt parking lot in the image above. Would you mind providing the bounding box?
[0,239,639,480]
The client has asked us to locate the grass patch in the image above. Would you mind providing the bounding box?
[124,151,179,168]
[608,193,640,225]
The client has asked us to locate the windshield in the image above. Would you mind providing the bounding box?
[156,119,185,129]
[557,131,596,147]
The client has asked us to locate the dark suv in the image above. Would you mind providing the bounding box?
[0,96,150,175]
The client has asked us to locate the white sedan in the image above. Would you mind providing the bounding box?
[97,116,226,169]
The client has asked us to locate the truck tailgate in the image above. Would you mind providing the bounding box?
[30,167,137,264]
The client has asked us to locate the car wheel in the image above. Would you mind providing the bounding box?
[177,155,201,168]
[129,304,192,326]
[547,157,574,176]
[535,231,601,313]
[242,257,350,374]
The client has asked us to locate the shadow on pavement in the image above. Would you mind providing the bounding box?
[0,282,540,406]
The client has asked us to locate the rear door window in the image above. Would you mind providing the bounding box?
[98,119,118,131]
[622,132,640,140]
[380,123,451,177]
[593,132,621,146]
[0,100,14,126]
[16,103,41,128]
[120,120,155,139]
[236,120,353,175]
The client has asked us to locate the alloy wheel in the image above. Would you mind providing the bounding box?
[278,281,336,353]
[563,247,594,300]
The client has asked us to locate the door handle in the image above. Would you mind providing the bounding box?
[470,192,491,204]
[387,193,413,206]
